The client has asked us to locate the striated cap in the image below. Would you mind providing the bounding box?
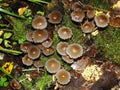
[10,79,21,90]
[22,54,33,66]
[42,47,54,56]
[33,60,44,68]
[42,38,53,48]
[45,58,61,73]
[58,26,73,40]
[32,29,48,43]
[20,42,32,53]
[48,10,63,24]
[26,31,33,42]
[56,42,68,56]
[56,69,71,85]
[94,14,109,28]
[62,55,74,64]
[66,43,83,59]
[28,45,41,59]
[32,15,47,30]
[71,9,85,22]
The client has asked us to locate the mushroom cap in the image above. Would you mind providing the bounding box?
[10,79,21,90]
[28,45,41,59]
[32,29,48,43]
[71,2,81,11]
[62,55,74,64]
[20,42,32,53]
[32,15,47,30]
[56,42,68,56]
[42,47,54,56]
[66,43,83,59]
[56,69,71,85]
[22,54,33,66]
[81,21,95,33]
[94,14,109,28]
[33,60,44,68]
[42,38,53,48]
[71,9,85,22]
[45,58,61,73]
[26,31,33,42]
[48,10,63,24]
[58,26,73,40]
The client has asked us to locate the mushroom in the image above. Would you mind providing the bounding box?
[28,45,41,59]
[58,26,73,40]
[81,20,95,33]
[45,58,61,73]
[42,47,54,56]
[56,69,71,85]
[32,29,48,43]
[22,54,33,66]
[66,43,83,59]
[62,55,74,64]
[71,9,85,22]
[71,1,81,11]
[56,42,68,56]
[33,60,44,72]
[20,42,32,53]
[94,13,109,28]
[10,79,21,90]
[32,15,47,30]
[42,38,53,48]
[47,10,63,24]
[26,31,33,42]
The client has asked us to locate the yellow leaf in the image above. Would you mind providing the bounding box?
[0,30,4,37]
[18,6,28,15]
[95,10,103,15]
[112,1,120,9]
[2,62,13,74]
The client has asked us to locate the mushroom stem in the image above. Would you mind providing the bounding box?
[22,68,43,72]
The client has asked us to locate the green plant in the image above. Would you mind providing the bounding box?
[0,77,9,87]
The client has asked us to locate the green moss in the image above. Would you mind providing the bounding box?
[93,27,120,64]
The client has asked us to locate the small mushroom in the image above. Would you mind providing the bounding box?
[42,47,54,56]
[32,29,48,43]
[71,2,81,11]
[20,42,32,53]
[26,31,33,42]
[62,55,74,64]
[45,58,61,73]
[28,45,41,59]
[66,43,83,59]
[47,10,63,24]
[56,42,68,56]
[22,54,33,66]
[71,9,85,22]
[10,79,21,90]
[58,26,73,40]
[94,13,109,28]
[56,69,71,85]
[42,38,53,48]
[32,15,47,29]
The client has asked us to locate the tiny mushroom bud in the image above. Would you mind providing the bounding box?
[56,69,71,85]
[45,58,61,73]
[71,9,85,22]
[32,29,48,43]
[20,42,32,53]
[81,20,95,33]
[10,79,21,90]
[32,15,47,29]
[56,42,68,56]
[62,55,74,64]
[66,43,83,59]
[22,54,33,66]
[58,26,73,40]
[28,45,41,59]
[94,13,109,28]
[47,10,63,24]
[26,31,33,42]
[42,47,54,56]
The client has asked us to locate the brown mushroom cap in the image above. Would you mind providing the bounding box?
[71,2,81,11]
[42,47,54,56]
[56,69,71,85]
[26,31,33,42]
[94,14,109,28]
[48,10,63,24]
[32,29,48,43]
[42,38,53,48]
[32,15,47,30]
[45,58,61,73]
[58,26,73,40]
[10,79,21,90]
[71,9,85,22]
[56,42,68,56]
[22,54,33,66]
[28,45,41,59]
[81,21,95,33]
[66,43,83,59]
[20,42,32,53]
[33,60,44,68]
[62,55,74,64]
